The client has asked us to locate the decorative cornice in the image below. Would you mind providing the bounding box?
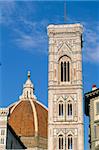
[85,88,99,99]
[47,24,83,37]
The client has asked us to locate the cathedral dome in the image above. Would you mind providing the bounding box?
[8,72,48,148]
[8,99,48,138]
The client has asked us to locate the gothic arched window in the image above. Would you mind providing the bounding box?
[59,134,64,149]
[68,134,73,150]
[59,56,71,83]
[59,103,64,116]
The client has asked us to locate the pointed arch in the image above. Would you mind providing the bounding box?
[66,96,74,102]
[57,96,64,103]
[66,130,74,136]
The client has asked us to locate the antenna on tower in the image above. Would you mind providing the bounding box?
[64,0,66,23]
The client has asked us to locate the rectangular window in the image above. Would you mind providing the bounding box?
[96,102,99,114]
[1,129,5,135]
[0,138,4,144]
[94,125,96,138]
[96,125,99,138]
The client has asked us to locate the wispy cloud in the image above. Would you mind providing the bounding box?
[82,21,99,63]
[0,1,99,63]
[0,1,48,54]
[0,1,15,24]
[89,46,99,62]
[14,26,48,54]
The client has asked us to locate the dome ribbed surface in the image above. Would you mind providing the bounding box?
[8,99,48,138]
[34,101,48,138]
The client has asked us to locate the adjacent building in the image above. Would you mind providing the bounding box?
[85,85,99,150]
[0,108,26,149]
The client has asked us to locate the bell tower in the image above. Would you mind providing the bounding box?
[47,24,84,150]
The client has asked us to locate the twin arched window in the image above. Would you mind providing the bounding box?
[58,134,73,150]
[59,56,71,83]
[58,101,73,119]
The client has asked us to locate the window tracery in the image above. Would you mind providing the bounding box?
[59,55,71,83]
[57,132,74,150]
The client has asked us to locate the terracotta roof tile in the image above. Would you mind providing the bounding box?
[8,100,35,137]
[34,101,48,138]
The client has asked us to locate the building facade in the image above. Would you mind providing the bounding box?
[0,108,9,150]
[0,108,26,149]
[47,24,84,150]
[85,85,99,150]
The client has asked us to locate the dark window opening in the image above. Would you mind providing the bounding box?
[67,61,70,82]
[68,103,72,116]
[68,135,72,150]
[61,62,63,82]
[59,135,63,149]
[64,62,66,82]
[59,104,63,116]
[60,60,70,82]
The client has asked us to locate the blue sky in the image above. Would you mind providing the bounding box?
[0,1,99,149]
